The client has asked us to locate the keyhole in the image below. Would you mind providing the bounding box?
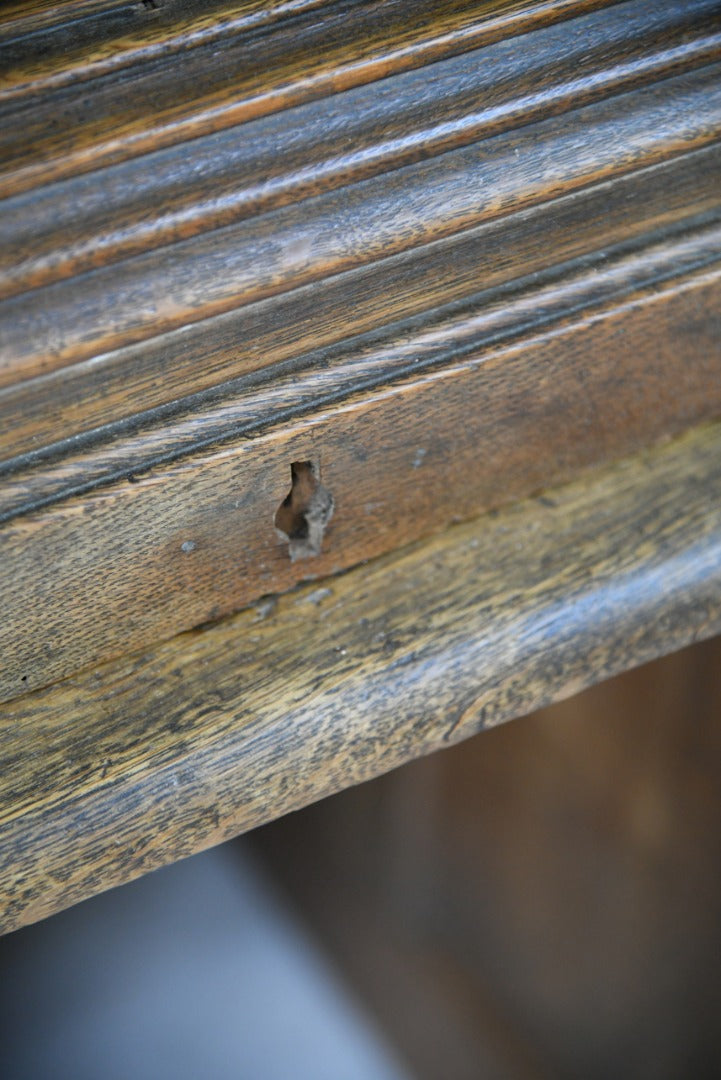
[275,461,334,561]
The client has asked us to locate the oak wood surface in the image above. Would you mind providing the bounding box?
[0,0,614,195]
[4,143,721,459]
[2,0,721,933]
[2,421,721,934]
[2,252,720,704]
[3,0,718,303]
[5,211,721,515]
[1,0,720,444]
[2,1,719,547]
[3,61,720,393]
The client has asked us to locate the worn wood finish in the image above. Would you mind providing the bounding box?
[3,0,719,302]
[4,144,721,459]
[2,421,721,935]
[5,213,721,514]
[2,251,721,704]
[2,3,719,549]
[2,60,720,392]
[2,1,721,929]
[0,0,619,195]
[1,1,720,424]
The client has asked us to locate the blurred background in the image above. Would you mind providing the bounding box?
[2,633,721,1079]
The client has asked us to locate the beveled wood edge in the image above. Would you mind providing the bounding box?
[2,419,720,934]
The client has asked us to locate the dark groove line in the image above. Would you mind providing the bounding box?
[1,209,718,526]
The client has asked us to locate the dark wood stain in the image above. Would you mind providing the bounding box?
[2,0,718,302]
[2,422,721,934]
[0,1,614,195]
[1,0,721,931]
[2,143,720,459]
[2,262,721,702]
[3,62,721,390]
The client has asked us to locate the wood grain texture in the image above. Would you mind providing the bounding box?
[2,420,721,935]
[1,246,720,705]
[3,212,721,514]
[0,0,614,195]
[2,2,721,925]
[2,0,720,433]
[2,0,719,509]
[3,0,718,302]
[4,143,721,459]
[3,60,720,392]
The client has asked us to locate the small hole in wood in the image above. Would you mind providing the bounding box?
[274,461,334,561]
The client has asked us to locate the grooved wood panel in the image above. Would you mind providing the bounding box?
[2,421,721,935]
[3,145,721,459]
[2,257,721,704]
[4,2,720,303]
[2,1,721,929]
[0,0,618,194]
[3,56,721,392]
[1,2,720,427]
[2,1,719,469]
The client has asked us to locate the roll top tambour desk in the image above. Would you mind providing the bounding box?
[1,0,721,933]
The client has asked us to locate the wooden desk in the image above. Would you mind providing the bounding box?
[1,0,720,933]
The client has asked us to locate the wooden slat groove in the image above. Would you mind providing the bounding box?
[1,0,717,301]
[1,211,719,520]
[3,140,719,458]
[0,0,617,198]
[0,0,328,76]
[2,61,719,392]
